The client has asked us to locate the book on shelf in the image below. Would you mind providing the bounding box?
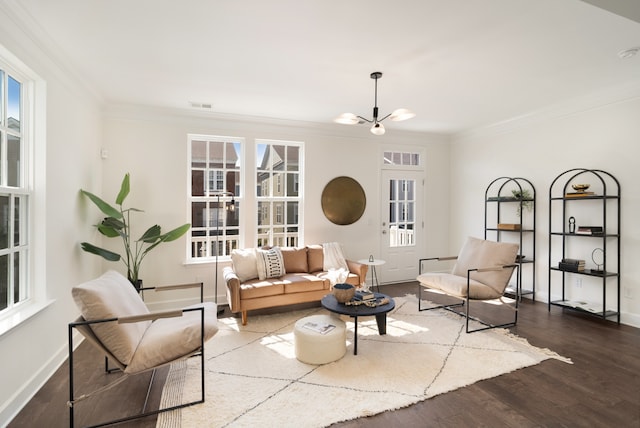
[565,191,595,198]
[497,223,521,230]
[556,300,605,314]
[303,321,336,335]
[354,290,375,301]
[561,258,585,265]
[558,263,585,272]
[575,226,604,235]
[559,258,585,272]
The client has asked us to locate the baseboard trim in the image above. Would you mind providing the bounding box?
[0,336,77,426]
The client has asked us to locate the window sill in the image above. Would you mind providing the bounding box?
[184,257,231,266]
[0,299,55,338]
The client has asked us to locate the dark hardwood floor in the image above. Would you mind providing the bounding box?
[9,282,640,427]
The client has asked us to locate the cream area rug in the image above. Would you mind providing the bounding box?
[156,295,570,428]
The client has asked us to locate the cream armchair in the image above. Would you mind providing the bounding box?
[68,270,219,427]
[417,237,520,333]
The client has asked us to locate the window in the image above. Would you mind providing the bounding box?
[0,61,29,315]
[256,140,302,248]
[383,150,420,166]
[388,179,416,247]
[188,135,242,261]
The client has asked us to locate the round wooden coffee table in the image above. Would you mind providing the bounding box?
[321,293,395,355]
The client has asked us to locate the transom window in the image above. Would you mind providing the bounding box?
[383,151,420,166]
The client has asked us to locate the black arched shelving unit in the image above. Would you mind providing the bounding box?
[485,177,536,300]
[547,168,620,323]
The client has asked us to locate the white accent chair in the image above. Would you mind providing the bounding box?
[417,237,520,333]
[68,270,219,427]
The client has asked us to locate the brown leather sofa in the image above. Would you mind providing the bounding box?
[223,245,367,325]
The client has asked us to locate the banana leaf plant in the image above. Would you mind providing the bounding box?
[80,173,190,287]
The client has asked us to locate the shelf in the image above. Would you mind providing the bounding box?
[550,232,619,238]
[487,228,534,233]
[550,195,619,201]
[549,300,618,318]
[487,196,534,202]
[550,267,618,277]
[547,168,620,324]
[485,176,536,301]
[506,286,533,297]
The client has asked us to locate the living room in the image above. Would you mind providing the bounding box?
[1,1,639,426]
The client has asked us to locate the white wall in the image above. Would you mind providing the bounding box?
[450,96,640,327]
[0,7,104,424]
[101,107,451,307]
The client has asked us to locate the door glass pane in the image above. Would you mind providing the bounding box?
[388,179,416,248]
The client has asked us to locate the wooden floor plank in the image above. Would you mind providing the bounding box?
[8,281,640,428]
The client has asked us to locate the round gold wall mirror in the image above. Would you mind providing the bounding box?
[321,176,366,225]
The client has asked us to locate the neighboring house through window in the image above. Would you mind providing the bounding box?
[188,135,242,261]
[187,136,303,260]
[256,140,302,248]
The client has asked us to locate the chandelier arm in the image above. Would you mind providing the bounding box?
[378,113,392,123]
[357,115,373,123]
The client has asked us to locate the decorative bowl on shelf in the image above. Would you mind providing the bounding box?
[333,283,355,303]
[571,184,590,193]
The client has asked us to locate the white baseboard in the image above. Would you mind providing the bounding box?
[0,334,79,426]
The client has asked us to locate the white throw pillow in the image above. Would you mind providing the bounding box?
[256,247,286,280]
[323,242,348,271]
[231,248,259,282]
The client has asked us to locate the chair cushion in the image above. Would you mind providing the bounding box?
[256,247,286,279]
[452,237,519,292]
[72,270,151,366]
[126,302,219,373]
[417,272,503,299]
[231,248,259,282]
[280,247,309,273]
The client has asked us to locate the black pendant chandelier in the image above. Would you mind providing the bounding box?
[335,71,415,135]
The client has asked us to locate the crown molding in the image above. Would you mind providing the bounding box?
[454,80,640,142]
[0,0,103,105]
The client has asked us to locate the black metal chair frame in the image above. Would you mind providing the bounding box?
[68,282,207,428]
[418,257,520,333]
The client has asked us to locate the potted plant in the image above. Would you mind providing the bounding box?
[511,188,533,217]
[80,173,190,287]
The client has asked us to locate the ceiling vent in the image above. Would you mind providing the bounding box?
[189,101,213,109]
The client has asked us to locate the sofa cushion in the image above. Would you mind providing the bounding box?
[452,237,519,292]
[307,245,324,272]
[280,247,309,273]
[256,247,286,280]
[231,248,259,282]
[240,280,285,299]
[71,270,151,366]
[282,273,328,293]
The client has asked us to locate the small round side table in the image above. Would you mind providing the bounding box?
[357,257,386,292]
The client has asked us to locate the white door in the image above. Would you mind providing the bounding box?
[379,170,424,284]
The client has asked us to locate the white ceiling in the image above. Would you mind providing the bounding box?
[9,0,640,134]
